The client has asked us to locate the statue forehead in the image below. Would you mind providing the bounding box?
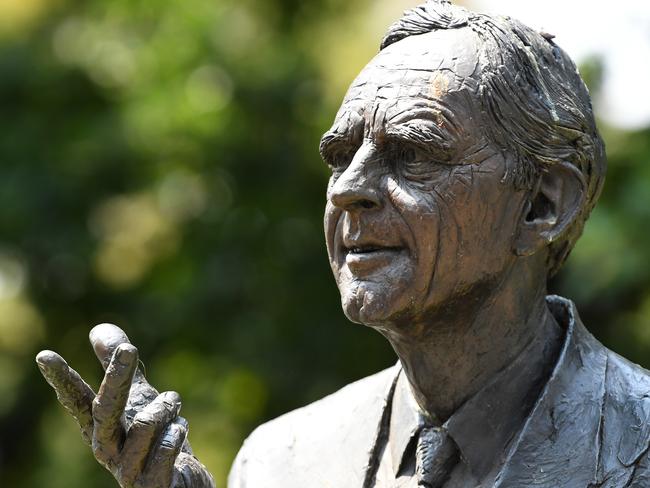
[341,28,482,111]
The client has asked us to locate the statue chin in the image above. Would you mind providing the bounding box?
[339,280,407,328]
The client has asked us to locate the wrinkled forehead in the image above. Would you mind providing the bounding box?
[339,28,482,119]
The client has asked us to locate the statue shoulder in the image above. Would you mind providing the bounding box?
[228,364,399,488]
[597,349,650,486]
[605,348,650,428]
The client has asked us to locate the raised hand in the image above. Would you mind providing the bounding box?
[36,324,215,488]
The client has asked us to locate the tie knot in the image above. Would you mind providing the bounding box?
[416,426,459,488]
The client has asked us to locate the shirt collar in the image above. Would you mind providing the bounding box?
[388,295,575,481]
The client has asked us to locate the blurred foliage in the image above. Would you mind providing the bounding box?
[0,0,648,487]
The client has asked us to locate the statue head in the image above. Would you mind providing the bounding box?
[320,0,606,329]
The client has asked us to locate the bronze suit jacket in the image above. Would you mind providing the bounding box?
[228,298,650,487]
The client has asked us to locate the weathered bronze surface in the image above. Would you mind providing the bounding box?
[36,1,650,487]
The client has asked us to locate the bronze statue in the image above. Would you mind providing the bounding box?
[35,1,650,487]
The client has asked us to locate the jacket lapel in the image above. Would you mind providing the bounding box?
[299,363,401,488]
[495,302,608,487]
[360,363,401,487]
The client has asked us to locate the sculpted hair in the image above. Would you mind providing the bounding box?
[381,0,607,277]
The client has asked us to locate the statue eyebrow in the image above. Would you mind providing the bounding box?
[320,125,363,162]
[383,124,457,163]
[388,105,461,134]
[319,130,352,162]
[319,105,464,163]
[385,122,452,152]
[319,109,365,162]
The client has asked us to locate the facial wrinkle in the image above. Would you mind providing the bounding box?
[385,105,463,159]
[394,65,409,105]
[450,166,473,191]
[423,195,443,308]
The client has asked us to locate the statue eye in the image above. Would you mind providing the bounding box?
[386,141,415,162]
[325,146,357,173]
[387,142,435,177]
[394,144,417,164]
[385,141,456,190]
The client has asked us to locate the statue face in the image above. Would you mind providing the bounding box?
[322,28,529,330]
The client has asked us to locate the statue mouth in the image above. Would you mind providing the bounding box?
[341,243,405,271]
[346,245,402,254]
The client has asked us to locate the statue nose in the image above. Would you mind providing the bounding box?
[328,142,382,211]
[329,183,381,211]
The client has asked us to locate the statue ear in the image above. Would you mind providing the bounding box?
[514,161,586,257]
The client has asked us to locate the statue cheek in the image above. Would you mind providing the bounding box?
[324,202,341,234]
[386,176,437,211]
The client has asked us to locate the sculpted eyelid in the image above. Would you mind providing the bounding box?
[388,108,434,124]
[388,104,462,143]
[384,128,452,160]
[320,128,367,164]
[387,117,453,143]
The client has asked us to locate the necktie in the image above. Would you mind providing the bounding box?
[415,426,459,488]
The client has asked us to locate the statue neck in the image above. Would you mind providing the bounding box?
[381,263,563,422]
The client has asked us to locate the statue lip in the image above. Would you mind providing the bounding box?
[345,245,402,254]
[341,241,405,271]
[340,237,404,255]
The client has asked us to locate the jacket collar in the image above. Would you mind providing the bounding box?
[494,295,608,487]
[367,296,608,487]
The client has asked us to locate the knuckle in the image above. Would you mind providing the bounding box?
[175,416,189,430]
[91,439,110,463]
[160,392,182,416]
[159,438,176,451]
[92,396,111,421]
[167,390,181,401]
[92,396,101,412]
[161,391,181,407]
[133,410,155,424]
[159,424,183,451]
[130,413,157,432]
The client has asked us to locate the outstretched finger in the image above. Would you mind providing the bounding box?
[89,323,132,370]
[138,422,187,488]
[35,350,96,445]
[118,391,182,486]
[92,343,138,465]
[89,323,159,422]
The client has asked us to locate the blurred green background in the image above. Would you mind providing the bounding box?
[0,0,649,486]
